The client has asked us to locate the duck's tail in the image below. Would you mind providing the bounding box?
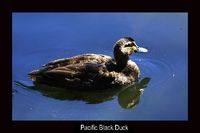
[28,69,41,81]
[28,66,54,81]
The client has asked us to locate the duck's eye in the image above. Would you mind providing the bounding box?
[124,43,133,47]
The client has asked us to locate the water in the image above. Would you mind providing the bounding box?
[12,13,188,120]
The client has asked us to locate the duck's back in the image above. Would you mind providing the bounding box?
[28,54,117,89]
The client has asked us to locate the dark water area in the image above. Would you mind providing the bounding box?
[12,13,188,120]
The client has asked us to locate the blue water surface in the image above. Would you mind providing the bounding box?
[12,13,188,120]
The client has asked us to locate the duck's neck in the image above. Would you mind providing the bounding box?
[114,48,129,72]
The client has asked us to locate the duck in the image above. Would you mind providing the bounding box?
[28,37,148,89]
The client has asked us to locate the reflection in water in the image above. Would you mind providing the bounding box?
[15,77,150,109]
[118,77,150,109]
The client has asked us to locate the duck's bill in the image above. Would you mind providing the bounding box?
[137,47,148,53]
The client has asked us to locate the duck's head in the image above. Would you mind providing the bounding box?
[113,37,148,71]
[114,37,148,56]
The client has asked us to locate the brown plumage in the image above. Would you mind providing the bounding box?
[28,37,148,89]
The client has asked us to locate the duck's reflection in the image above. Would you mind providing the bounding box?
[15,77,150,109]
[118,77,151,109]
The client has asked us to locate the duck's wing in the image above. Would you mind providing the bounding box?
[29,54,112,79]
[30,62,117,88]
[42,54,112,68]
[44,62,103,79]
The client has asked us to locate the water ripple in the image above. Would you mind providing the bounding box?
[134,57,175,88]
